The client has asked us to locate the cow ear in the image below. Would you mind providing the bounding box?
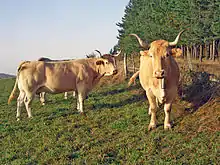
[140,50,149,56]
[171,48,182,57]
[96,60,104,65]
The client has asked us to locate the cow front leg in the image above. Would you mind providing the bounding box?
[146,90,157,131]
[77,93,84,114]
[164,103,172,130]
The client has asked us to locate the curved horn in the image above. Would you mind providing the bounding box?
[129,33,148,49]
[112,50,121,57]
[169,30,185,46]
[95,49,102,57]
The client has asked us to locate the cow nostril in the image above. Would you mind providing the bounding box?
[113,70,117,74]
[161,70,165,76]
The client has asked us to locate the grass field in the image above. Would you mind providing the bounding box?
[0,76,219,164]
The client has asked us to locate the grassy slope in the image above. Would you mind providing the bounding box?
[0,78,219,164]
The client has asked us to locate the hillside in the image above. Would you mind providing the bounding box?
[0,73,15,79]
[0,61,219,164]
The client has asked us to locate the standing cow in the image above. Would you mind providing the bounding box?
[8,54,119,120]
[129,31,184,130]
[37,50,110,104]
[37,57,75,105]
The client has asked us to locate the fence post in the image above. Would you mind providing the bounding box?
[124,53,128,78]
[131,53,135,73]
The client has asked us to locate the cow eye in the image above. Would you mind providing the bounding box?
[105,61,109,64]
[149,54,153,57]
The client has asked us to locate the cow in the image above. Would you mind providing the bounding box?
[37,57,75,105]
[8,53,120,121]
[129,31,184,130]
[37,50,111,104]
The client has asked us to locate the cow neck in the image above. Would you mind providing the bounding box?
[92,59,105,85]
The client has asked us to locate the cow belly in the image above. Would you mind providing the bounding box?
[44,75,76,93]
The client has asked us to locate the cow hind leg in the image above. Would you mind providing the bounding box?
[24,92,34,119]
[39,92,46,105]
[146,91,157,131]
[64,92,68,100]
[16,91,26,121]
[72,91,76,97]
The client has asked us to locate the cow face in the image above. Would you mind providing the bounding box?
[149,40,170,79]
[130,31,184,79]
[143,41,183,79]
[96,57,118,76]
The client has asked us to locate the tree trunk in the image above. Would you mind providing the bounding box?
[212,40,215,61]
[187,46,193,71]
[131,53,135,73]
[199,44,203,62]
[194,45,198,60]
[216,39,219,61]
[209,42,213,60]
[181,45,184,59]
[123,53,128,78]
[205,43,208,60]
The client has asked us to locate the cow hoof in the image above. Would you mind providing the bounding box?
[17,118,20,121]
[148,124,156,131]
[80,112,87,118]
[42,103,45,106]
[164,124,172,130]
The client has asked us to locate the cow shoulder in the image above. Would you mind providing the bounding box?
[76,64,89,83]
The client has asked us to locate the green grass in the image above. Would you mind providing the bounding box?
[0,78,219,164]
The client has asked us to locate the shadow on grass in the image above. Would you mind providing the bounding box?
[94,82,141,97]
[45,108,79,120]
[92,94,146,110]
[180,70,219,111]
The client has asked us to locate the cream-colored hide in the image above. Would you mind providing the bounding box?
[129,31,184,130]
[8,57,118,120]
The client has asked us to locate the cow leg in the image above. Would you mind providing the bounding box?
[39,92,46,105]
[24,93,34,119]
[72,91,76,97]
[164,102,172,130]
[16,91,25,121]
[77,92,84,113]
[64,92,68,100]
[146,90,157,131]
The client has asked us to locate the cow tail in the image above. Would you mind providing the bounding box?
[8,61,28,104]
[128,71,140,87]
[8,77,18,104]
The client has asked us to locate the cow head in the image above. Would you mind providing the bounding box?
[130,31,184,79]
[95,50,121,76]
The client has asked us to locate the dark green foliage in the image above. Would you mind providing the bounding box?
[117,0,220,54]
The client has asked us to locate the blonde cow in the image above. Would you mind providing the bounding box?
[129,31,184,130]
[8,54,119,120]
[37,57,76,105]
